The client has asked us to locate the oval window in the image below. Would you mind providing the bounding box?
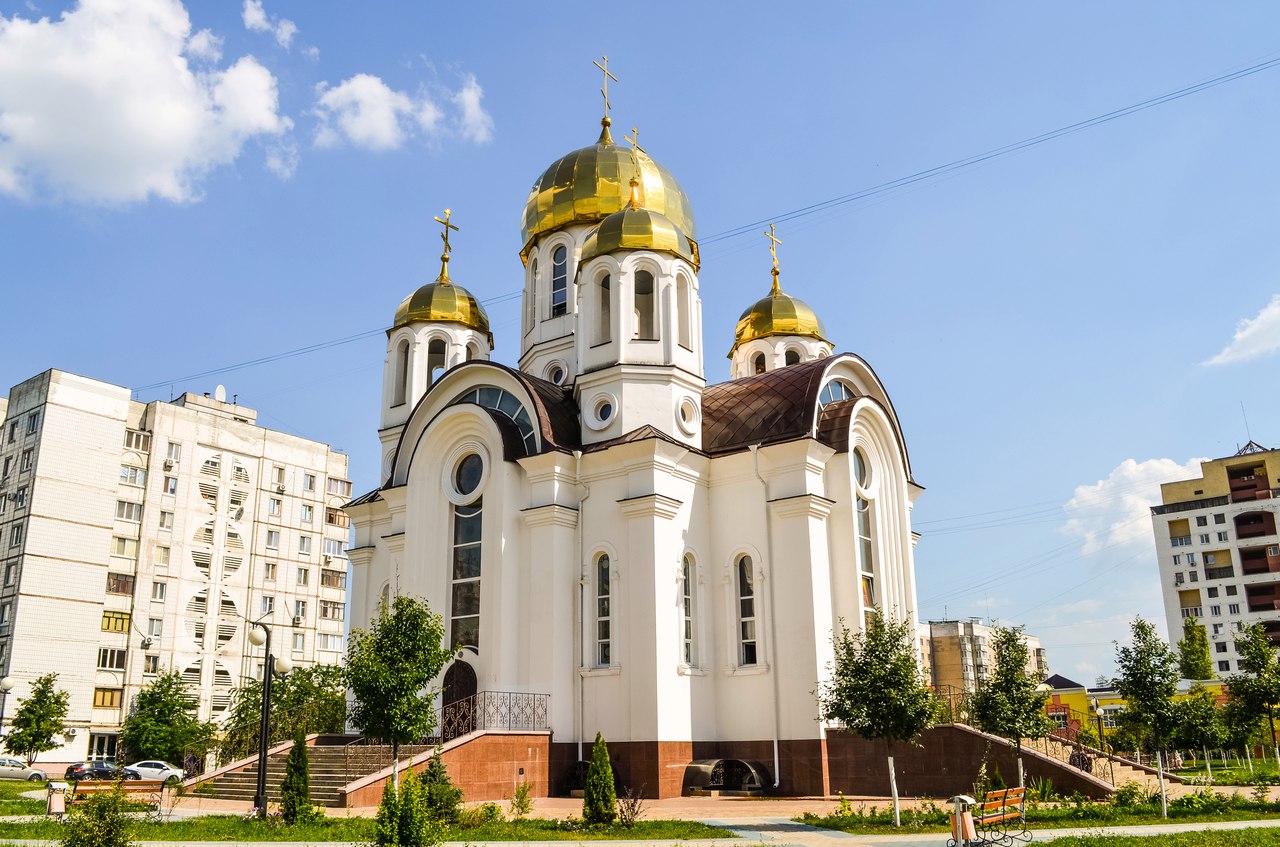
[455,454,484,497]
[852,448,869,488]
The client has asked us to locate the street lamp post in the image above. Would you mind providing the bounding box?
[247,622,293,819]
[0,677,14,742]
[1091,698,1115,786]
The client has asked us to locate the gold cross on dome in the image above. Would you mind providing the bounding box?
[594,54,618,120]
[625,126,645,154]
[765,224,783,292]
[435,208,460,255]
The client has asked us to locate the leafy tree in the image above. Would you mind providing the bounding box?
[221,664,346,763]
[422,752,461,823]
[345,595,455,784]
[818,611,934,826]
[1114,616,1179,816]
[5,673,68,763]
[279,730,313,825]
[582,732,616,825]
[1172,685,1225,782]
[1227,622,1280,762]
[970,625,1055,786]
[1177,617,1214,681]
[119,671,215,765]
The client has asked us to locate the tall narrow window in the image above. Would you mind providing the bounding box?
[784,349,800,366]
[676,275,692,349]
[681,555,695,665]
[753,353,766,374]
[737,555,757,665]
[596,274,612,345]
[451,489,482,650]
[854,449,875,626]
[596,554,611,666]
[427,339,447,384]
[525,258,538,334]
[392,339,410,406]
[634,270,656,339]
[551,246,568,317]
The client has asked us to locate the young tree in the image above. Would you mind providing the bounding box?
[221,664,346,763]
[970,625,1055,787]
[5,673,69,763]
[279,730,313,825]
[1227,622,1280,764]
[1114,616,1179,816]
[374,780,400,847]
[1173,685,1225,783]
[345,595,454,785]
[119,671,215,765]
[1177,617,1214,681]
[818,611,934,827]
[582,732,616,825]
[422,752,461,824]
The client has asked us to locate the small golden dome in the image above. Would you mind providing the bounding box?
[580,205,700,269]
[520,120,696,258]
[392,279,493,347]
[730,284,829,356]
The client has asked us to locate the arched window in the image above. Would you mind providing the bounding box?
[752,353,766,375]
[681,554,696,665]
[525,258,537,335]
[676,275,692,349]
[551,246,568,318]
[465,342,480,362]
[450,456,483,650]
[634,270,656,340]
[737,555,757,665]
[595,553,612,666]
[596,274,612,345]
[854,448,875,627]
[784,349,800,367]
[452,386,537,454]
[427,339,447,384]
[392,339,410,406]
[819,380,854,407]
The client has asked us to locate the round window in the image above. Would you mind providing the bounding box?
[549,366,564,385]
[675,396,700,436]
[455,454,484,497]
[852,448,869,488]
[598,402,613,422]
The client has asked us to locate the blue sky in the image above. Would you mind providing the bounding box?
[3,0,1280,680]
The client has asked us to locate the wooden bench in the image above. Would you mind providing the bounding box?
[67,780,170,820]
[973,787,1030,845]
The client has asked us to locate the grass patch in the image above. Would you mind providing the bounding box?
[1052,830,1280,846]
[0,815,734,842]
[0,778,48,815]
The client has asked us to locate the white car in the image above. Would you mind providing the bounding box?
[125,760,183,783]
[0,757,45,781]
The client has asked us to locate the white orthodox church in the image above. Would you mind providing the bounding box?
[345,110,923,797]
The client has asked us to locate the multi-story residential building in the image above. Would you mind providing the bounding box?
[924,618,1048,693]
[0,369,350,763]
[1151,441,1280,677]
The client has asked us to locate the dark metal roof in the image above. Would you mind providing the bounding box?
[702,359,831,456]
[816,397,857,453]
[345,488,383,509]
[584,424,708,455]
[501,366,582,452]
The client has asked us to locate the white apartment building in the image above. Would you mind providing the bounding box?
[0,369,351,763]
[1151,441,1280,678]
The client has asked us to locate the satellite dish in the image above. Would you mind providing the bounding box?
[214,384,227,403]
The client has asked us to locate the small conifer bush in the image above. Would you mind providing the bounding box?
[423,752,462,823]
[582,732,616,825]
[374,779,399,847]
[279,732,314,824]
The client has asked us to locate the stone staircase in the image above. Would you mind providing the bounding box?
[194,743,355,807]
[1024,735,1182,790]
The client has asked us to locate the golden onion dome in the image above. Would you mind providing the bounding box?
[392,275,493,347]
[580,202,701,269]
[520,119,696,259]
[730,281,830,357]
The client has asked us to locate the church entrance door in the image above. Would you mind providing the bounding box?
[441,661,477,741]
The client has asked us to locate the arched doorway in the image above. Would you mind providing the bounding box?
[441,661,477,741]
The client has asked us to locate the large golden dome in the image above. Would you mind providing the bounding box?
[520,120,696,258]
[392,278,493,347]
[730,283,829,356]
[580,205,700,269]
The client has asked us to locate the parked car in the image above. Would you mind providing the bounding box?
[125,760,182,783]
[0,757,45,782]
[63,761,140,782]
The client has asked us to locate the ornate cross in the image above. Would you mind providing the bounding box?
[593,55,618,120]
[435,208,459,255]
[765,224,783,292]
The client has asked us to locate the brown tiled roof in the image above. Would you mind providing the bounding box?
[345,488,383,508]
[584,424,707,455]
[816,397,857,453]
[702,359,831,455]
[500,365,582,452]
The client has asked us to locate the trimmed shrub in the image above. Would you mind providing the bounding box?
[62,784,132,847]
[423,752,461,824]
[279,732,313,825]
[374,779,399,846]
[582,732,616,825]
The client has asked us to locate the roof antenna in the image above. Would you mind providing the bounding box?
[1242,401,1253,442]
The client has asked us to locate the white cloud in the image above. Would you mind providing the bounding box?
[1061,457,1206,554]
[1204,294,1280,366]
[312,73,493,151]
[264,139,298,179]
[0,0,293,204]
[302,44,319,62]
[453,74,493,143]
[186,27,222,62]
[241,0,296,51]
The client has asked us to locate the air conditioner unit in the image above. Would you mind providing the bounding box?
[292,615,303,627]
[322,555,332,565]
[163,459,174,470]
[276,485,286,494]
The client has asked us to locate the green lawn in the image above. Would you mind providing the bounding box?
[0,815,734,842]
[1051,831,1280,847]
[0,779,47,816]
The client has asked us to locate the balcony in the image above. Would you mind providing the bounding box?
[1241,545,1280,575]
[1180,606,1203,618]
[1247,585,1280,613]
[1170,536,1193,547]
[1152,496,1230,516]
[1235,511,1277,540]
[1205,566,1235,580]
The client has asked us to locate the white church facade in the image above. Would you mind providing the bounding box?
[345,112,923,797]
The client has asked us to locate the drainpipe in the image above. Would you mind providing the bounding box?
[574,450,591,762]
[750,445,782,788]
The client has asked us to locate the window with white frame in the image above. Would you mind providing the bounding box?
[303,473,315,492]
[261,595,274,615]
[147,618,162,637]
[266,530,280,550]
[115,500,143,522]
[294,600,307,618]
[158,511,173,530]
[119,465,146,486]
[155,545,170,567]
[680,554,695,666]
[151,581,166,602]
[301,504,313,523]
[297,566,309,586]
[634,270,656,339]
[737,554,758,665]
[269,498,281,516]
[292,632,304,652]
[451,495,482,650]
[25,413,38,434]
[596,553,611,666]
[318,633,344,652]
[166,442,181,463]
[551,245,568,318]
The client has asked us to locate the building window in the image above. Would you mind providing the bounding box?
[12,488,25,509]
[158,511,173,530]
[7,525,21,549]
[297,567,309,586]
[1210,605,1222,616]
[264,562,277,581]
[106,573,135,595]
[269,498,281,516]
[292,632,305,652]
[101,611,130,632]
[1226,585,1238,596]
[93,688,122,709]
[115,500,143,522]
[595,274,612,344]
[97,648,127,671]
[148,618,162,637]
[321,568,346,589]
[595,553,611,666]
[323,538,345,559]
[320,600,344,620]
[294,600,307,618]
[123,430,150,452]
[325,508,349,528]
[272,466,285,487]
[634,270,656,339]
[266,530,280,550]
[451,497,482,650]
[1173,554,1181,565]
[680,554,695,666]
[1196,516,1208,527]
[298,536,312,556]
[1207,587,1219,598]
[151,581,167,602]
[166,442,181,463]
[318,633,344,652]
[300,504,313,523]
[3,563,14,587]
[1187,553,1197,565]
[737,555,758,666]
[6,422,14,443]
[161,476,176,496]
[261,596,275,615]
[1218,661,1231,673]
[676,274,692,349]
[119,466,147,487]
[1229,603,1241,615]
[19,450,33,473]
[0,603,9,626]
[551,245,568,318]
[392,339,410,406]
[1214,513,1225,524]
[143,655,159,674]
[326,478,352,497]
[303,473,315,492]
[1212,622,1223,635]
[1217,531,1229,542]
[1175,572,1185,585]
[1216,642,1228,654]
[1199,534,1210,544]
[25,413,38,435]
[155,546,170,567]
[110,537,138,559]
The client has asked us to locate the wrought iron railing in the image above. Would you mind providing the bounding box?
[441,690,549,741]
